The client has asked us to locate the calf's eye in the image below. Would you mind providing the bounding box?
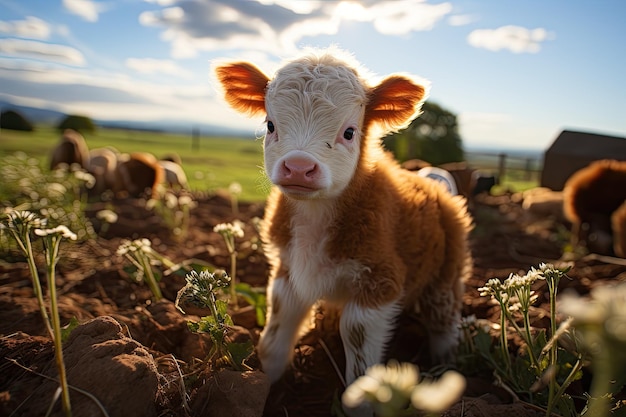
[267,121,275,133]
[343,127,355,140]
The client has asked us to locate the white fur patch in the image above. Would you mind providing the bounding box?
[340,300,402,386]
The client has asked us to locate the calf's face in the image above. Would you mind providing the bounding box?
[263,62,367,199]
[215,50,428,200]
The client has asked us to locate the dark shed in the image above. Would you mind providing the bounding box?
[541,130,626,191]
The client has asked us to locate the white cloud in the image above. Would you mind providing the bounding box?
[0,38,85,66]
[367,1,452,35]
[143,0,178,6]
[467,25,554,54]
[0,16,51,39]
[125,57,193,78]
[0,58,257,130]
[63,0,106,23]
[447,14,477,27]
[139,0,452,57]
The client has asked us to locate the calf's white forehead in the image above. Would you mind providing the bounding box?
[265,57,368,140]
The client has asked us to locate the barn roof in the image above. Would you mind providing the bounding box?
[545,130,626,157]
[541,130,626,190]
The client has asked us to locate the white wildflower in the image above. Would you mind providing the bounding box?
[410,370,465,413]
[342,361,418,410]
[5,210,47,229]
[96,209,118,224]
[229,182,242,195]
[47,183,67,197]
[178,194,196,208]
[146,198,157,210]
[165,192,178,209]
[214,221,244,238]
[73,170,96,188]
[34,225,77,240]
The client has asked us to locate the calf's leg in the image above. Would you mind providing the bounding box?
[257,276,314,383]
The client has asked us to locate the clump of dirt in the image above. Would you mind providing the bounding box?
[1,191,625,417]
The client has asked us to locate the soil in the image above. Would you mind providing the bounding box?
[1,190,625,417]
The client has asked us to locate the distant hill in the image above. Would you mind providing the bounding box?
[0,100,67,125]
[0,100,252,138]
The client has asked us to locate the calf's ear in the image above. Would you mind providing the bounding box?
[365,75,429,134]
[215,62,270,116]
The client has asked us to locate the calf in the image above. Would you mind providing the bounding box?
[87,147,119,197]
[563,159,626,256]
[116,152,164,199]
[50,129,90,170]
[158,160,189,190]
[216,48,473,397]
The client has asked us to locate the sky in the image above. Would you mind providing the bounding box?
[0,0,625,151]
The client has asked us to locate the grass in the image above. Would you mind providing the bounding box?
[0,125,271,202]
[0,125,540,201]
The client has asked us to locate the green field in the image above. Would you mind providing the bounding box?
[0,126,541,203]
[0,126,271,202]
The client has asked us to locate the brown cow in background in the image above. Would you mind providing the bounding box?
[50,129,90,170]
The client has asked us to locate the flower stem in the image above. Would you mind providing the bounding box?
[229,251,238,309]
[499,307,511,374]
[23,234,53,337]
[44,237,71,417]
[140,255,162,301]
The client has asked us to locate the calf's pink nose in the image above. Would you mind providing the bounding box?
[281,157,319,179]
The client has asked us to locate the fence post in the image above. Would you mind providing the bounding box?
[192,127,199,151]
[498,153,506,185]
[525,158,533,181]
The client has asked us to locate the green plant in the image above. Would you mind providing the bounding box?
[176,270,253,371]
[474,263,584,416]
[0,152,95,246]
[116,238,174,301]
[213,221,244,307]
[146,189,196,240]
[560,284,626,417]
[1,210,76,417]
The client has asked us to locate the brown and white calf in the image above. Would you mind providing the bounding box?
[216,48,473,391]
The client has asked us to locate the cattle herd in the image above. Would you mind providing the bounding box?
[50,129,188,200]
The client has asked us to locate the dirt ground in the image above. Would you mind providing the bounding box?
[1,190,625,417]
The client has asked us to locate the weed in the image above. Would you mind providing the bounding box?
[560,284,626,416]
[473,263,585,416]
[176,270,253,371]
[0,152,95,246]
[1,210,76,416]
[146,189,196,240]
[116,238,169,301]
[213,221,244,308]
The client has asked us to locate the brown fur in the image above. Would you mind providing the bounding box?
[50,129,90,170]
[612,201,626,258]
[313,154,470,312]
[563,159,626,256]
[116,152,164,199]
[87,147,119,196]
[216,49,473,386]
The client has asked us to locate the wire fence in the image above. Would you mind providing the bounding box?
[465,151,544,188]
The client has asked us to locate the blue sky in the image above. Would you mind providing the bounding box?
[0,0,625,151]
